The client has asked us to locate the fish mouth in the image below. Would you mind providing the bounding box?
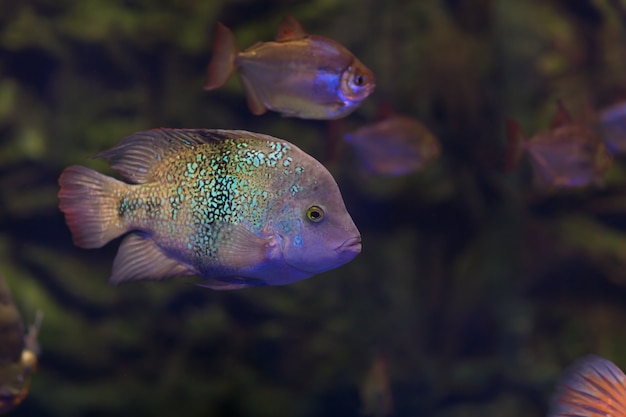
[336,236,362,254]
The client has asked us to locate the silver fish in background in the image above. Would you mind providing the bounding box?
[505,101,612,189]
[58,129,361,290]
[204,15,376,119]
[549,355,626,417]
[0,275,42,414]
[344,115,441,176]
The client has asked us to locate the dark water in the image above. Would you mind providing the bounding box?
[2,1,626,416]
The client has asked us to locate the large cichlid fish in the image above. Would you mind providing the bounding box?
[58,129,362,290]
[204,15,376,120]
[0,275,42,414]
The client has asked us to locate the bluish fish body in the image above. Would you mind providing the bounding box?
[0,276,41,414]
[549,355,626,417]
[204,16,375,120]
[344,115,441,176]
[505,102,611,189]
[597,101,626,154]
[58,129,361,289]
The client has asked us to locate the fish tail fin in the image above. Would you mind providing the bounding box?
[503,118,527,172]
[58,166,128,249]
[204,22,238,90]
[549,355,626,417]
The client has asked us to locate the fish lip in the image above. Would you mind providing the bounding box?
[336,236,362,254]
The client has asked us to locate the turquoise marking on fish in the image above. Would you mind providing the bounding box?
[58,129,361,290]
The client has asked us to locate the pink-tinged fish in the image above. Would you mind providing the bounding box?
[549,355,626,417]
[344,115,441,176]
[204,15,376,120]
[597,101,626,154]
[360,353,393,417]
[0,275,42,414]
[505,101,612,188]
[58,129,361,290]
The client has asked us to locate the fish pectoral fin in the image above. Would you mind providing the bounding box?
[110,233,197,284]
[238,74,267,115]
[195,276,266,291]
[215,222,273,270]
[275,15,307,41]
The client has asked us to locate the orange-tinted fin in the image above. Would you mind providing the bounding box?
[551,99,574,129]
[549,355,626,417]
[204,22,238,91]
[110,233,196,284]
[275,15,307,41]
[503,118,527,172]
[58,166,128,249]
[239,74,267,115]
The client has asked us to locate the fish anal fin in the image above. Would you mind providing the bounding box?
[504,118,527,172]
[549,355,626,417]
[239,74,267,115]
[552,99,574,129]
[204,22,238,91]
[275,15,307,41]
[110,233,196,284]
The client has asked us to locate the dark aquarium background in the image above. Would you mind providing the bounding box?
[2,0,626,416]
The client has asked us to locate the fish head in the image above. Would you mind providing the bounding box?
[271,170,361,276]
[339,59,376,103]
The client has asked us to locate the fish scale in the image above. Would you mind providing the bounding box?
[58,129,361,289]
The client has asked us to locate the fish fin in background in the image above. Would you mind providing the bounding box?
[96,129,227,184]
[216,222,274,270]
[503,119,527,172]
[24,310,43,355]
[195,276,266,290]
[551,100,573,129]
[110,233,196,284]
[549,355,626,417]
[275,15,307,41]
[239,74,268,115]
[58,166,128,248]
[204,22,239,91]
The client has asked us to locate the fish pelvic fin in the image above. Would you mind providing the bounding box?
[275,15,307,41]
[239,74,268,115]
[110,233,196,284]
[58,166,128,249]
[204,22,238,91]
[549,355,626,417]
[503,118,527,172]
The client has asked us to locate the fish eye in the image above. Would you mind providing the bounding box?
[306,205,325,223]
[354,75,364,86]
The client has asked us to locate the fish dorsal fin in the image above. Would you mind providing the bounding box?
[549,355,626,417]
[110,233,197,284]
[551,100,574,129]
[275,15,307,41]
[96,129,244,184]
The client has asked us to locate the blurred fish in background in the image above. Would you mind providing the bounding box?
[360,352,393,417]
[505,101,612,189]
[204,15,376,119]
[597,101,626,155]
[0,276,42,414]
[344,115,441,177]
[58,129,361,289]
[549,355,626,417]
